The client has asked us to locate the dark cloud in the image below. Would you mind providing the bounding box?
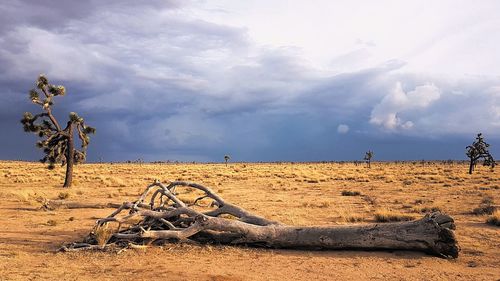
[0,1,499,162]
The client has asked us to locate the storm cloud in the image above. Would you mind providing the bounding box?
[1,0,499,162]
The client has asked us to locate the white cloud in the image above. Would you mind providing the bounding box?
[194,1,500,76]
[337,124,349,134]
[370,82,441,130]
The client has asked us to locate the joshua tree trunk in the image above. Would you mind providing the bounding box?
[468,159,474,174]
[63,122,74,188]
[63,181,460,258]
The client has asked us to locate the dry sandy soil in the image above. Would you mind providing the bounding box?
[0,161,499,280]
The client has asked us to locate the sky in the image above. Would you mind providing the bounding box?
[1,0,499,162]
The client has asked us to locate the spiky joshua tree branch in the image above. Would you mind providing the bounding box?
[364,150,374,168]
[21,75,95,187]
[466,133,495,174]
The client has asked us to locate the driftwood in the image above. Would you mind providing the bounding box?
[61,180,459,258]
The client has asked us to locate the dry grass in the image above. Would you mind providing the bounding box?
[336,207,365,223]
[414,204,442,213]
[373,208,416,222]
[341,190,361,196]
[472,197,497,215]
[0,161,499,280]
[486,210,500,226]
[57,192,70,200]
[94,223,114,246]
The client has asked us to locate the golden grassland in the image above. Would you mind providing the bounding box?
[0,160,499,280]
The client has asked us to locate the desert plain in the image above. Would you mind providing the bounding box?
[0,160,498,280]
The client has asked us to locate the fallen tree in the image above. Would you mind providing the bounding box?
[61,180,460,258]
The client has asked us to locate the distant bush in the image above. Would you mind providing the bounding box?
[341,190,361,196]
[472,197,496,215]
[486,210,500,226]
[473,205,496,215]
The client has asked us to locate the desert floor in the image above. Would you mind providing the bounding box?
[0,161,498,280]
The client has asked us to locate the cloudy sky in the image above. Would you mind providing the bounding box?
[1,0,499,162]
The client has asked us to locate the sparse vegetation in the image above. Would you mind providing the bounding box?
[57,192,70,200]
[486,210,500,226]
[21,75,95,187]
[415,205,442,213]
[0,161,498,279]
[341,190,361,196]
[374,209,416,222]
[472,197,496,215]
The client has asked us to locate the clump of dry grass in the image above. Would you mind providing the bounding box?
[402,180,413,186]
[318,201,330,208]
[373,209,415,222]
[472,197,496,215]
[415,205,442,213]
[361,195,377,205]
[486,210,500,226]
[301,201,331,208]
[341,214,364,223]
[10,189,46,205]
[94,223,114,246]
[336,207,364,223]
[341,190,361,196]
[57,192,69,200]
[46,219,57,226]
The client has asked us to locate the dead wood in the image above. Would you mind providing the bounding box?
[41,200,126,210]
[61,180,460,258]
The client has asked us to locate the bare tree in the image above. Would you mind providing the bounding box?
[224,155,230,166]
[466,133,495,174]
[21,75,95,187]
[364,150,374,168]
[61,180,460,258]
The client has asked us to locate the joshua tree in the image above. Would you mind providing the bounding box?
[364,150,374,168]
[21,75,95,187]
[466,133,495,174]
[224,155,230,166]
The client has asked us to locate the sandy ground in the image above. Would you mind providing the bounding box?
[0,161,499,280]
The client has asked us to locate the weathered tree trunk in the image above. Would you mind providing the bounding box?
[62,181,460,258]
[202,213,457,257]
[63,122,74,188]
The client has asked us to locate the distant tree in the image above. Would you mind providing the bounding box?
[21,75,95,187]
[466,133,495,174]
[364,150,374,168]
[224,155,230,166]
